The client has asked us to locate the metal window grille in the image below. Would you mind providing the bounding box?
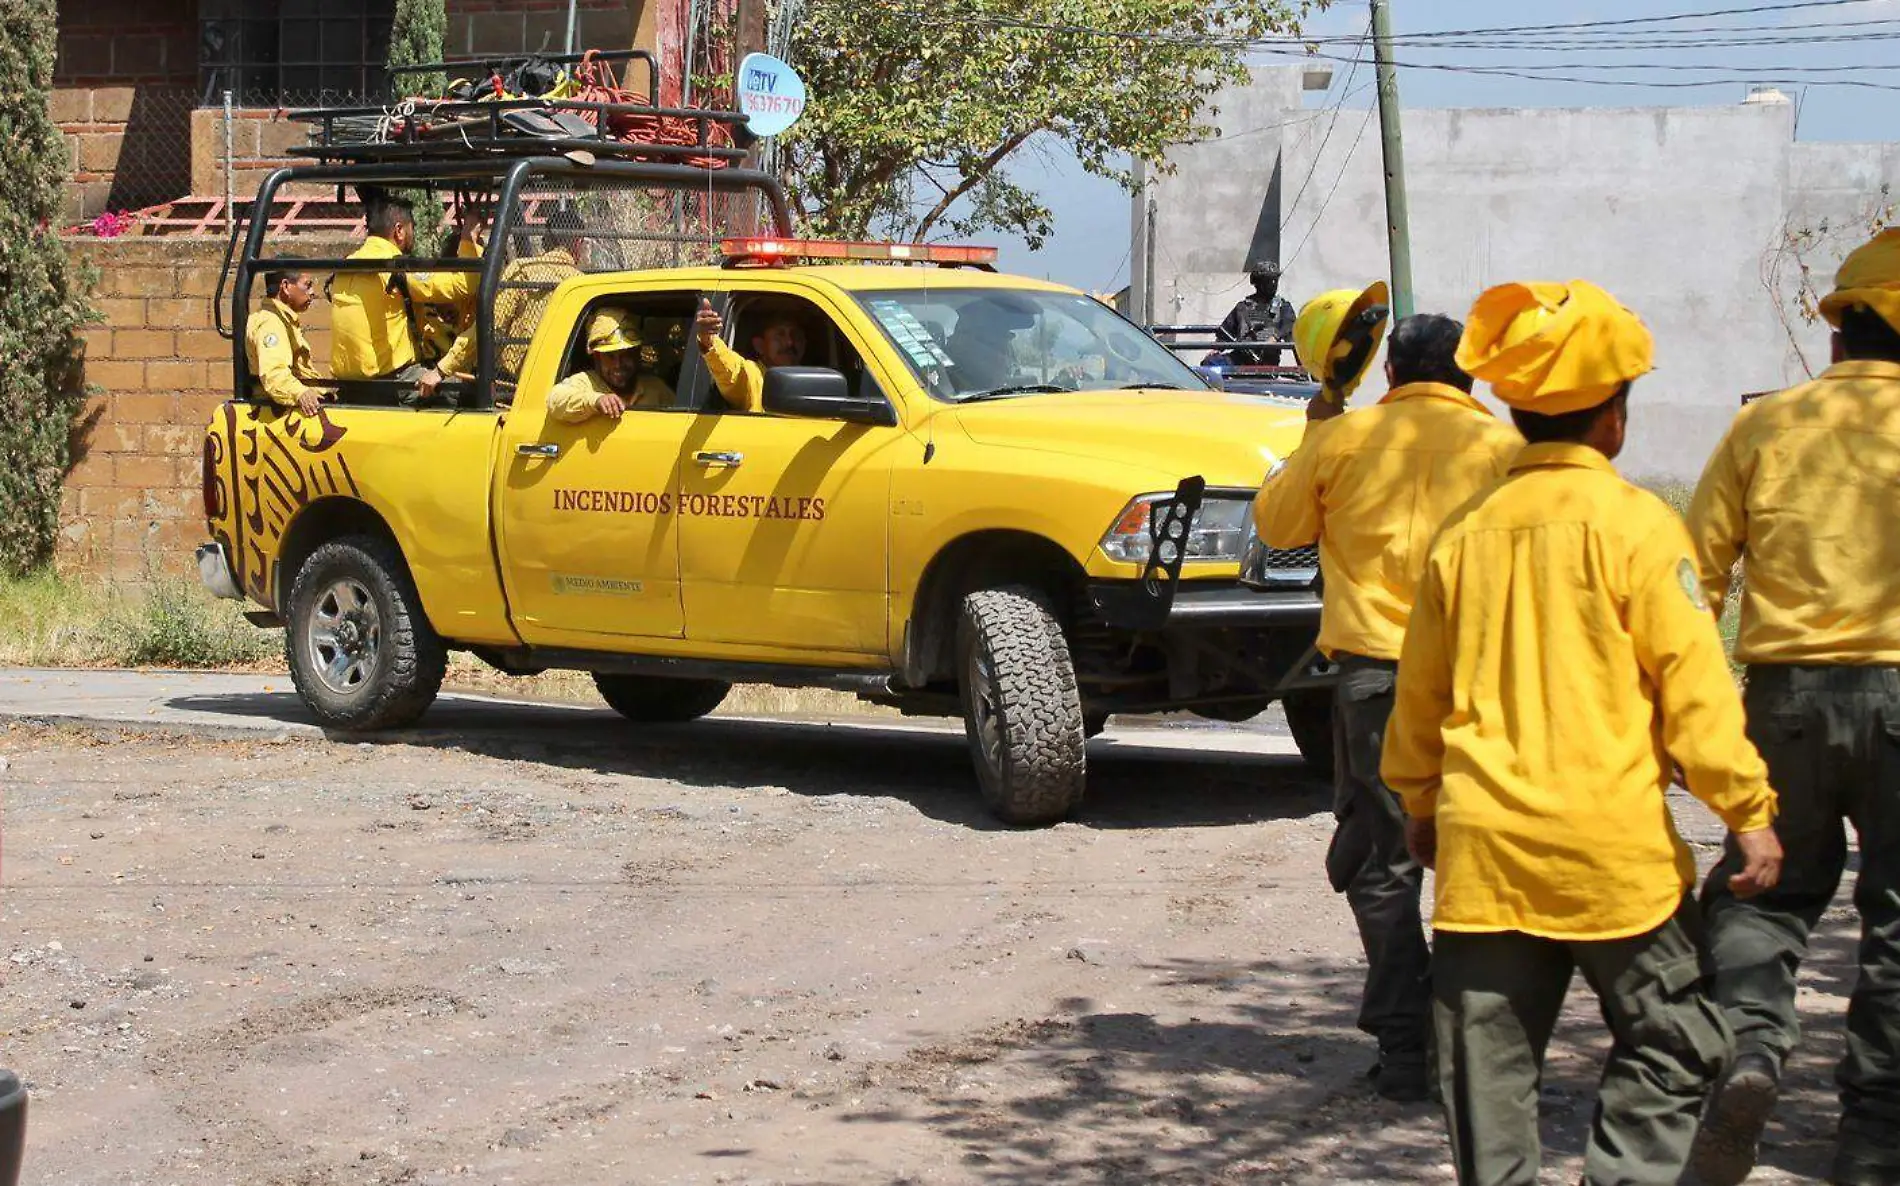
[198,0,396,109]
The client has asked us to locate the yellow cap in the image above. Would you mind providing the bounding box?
[1817,228,1900,333]
[1292,282,1390,401]
[1455,280,1653,415]
[585,307,642,354]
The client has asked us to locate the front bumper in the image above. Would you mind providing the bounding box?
[1089,578,1322,630]
[195,542,243,601]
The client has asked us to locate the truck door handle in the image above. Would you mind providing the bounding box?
[516,442,561,458]
[694,451,743,468]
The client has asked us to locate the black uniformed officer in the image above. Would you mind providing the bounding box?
[1217,262,1296,367]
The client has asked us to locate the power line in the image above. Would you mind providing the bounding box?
[1382,0,1886,38]
[877,0,1892,50]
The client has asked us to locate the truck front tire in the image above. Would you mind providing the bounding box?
[957,586,1087,826]
[286,535,446,730]
[593,674,731,723]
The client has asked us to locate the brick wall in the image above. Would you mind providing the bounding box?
[60,237,349,578]
[53,85,196,222]
[54,0,195,87]
[54,0,197,221]
[445,0,636,60]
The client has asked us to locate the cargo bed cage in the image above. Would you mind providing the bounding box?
[221,155,793,412]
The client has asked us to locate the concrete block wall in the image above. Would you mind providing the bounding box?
[60,237,350,578]
[54,0,196,221]
[189,107,316,206]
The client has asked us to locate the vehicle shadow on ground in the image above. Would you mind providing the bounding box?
[830,917,1862,1185]
[164,693,1330,832]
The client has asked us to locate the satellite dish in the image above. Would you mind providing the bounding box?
[736,52,807,138]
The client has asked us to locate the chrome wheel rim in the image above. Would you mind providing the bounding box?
[968,645,1004,775]
[306,578,381,696]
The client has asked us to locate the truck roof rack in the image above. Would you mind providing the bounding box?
[286,97,750,168]
[289,49,749,169]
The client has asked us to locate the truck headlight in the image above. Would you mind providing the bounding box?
[1100,494,1255,565]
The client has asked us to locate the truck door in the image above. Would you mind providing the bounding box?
[495,287,705,642]
[675,284,909,657]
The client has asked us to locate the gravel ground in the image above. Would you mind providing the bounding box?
[0,717,1861,1185]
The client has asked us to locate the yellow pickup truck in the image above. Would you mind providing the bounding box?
[196,124,1329,825]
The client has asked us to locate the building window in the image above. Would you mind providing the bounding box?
[199,0,395,108]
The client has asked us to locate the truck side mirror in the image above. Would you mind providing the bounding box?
[761,367,896,427]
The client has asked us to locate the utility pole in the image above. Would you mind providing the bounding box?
[1369,0,1414,320]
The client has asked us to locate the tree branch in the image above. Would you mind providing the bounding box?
[912,130,1037,243]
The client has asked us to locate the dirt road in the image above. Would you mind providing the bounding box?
[0,709,1861,1185]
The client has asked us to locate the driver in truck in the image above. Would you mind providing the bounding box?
[545,307,674,422]
[692,297,795,412]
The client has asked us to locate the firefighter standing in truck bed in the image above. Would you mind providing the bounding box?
[1256,287,1522,1101]
[437,203,590,392]
[1383,279,1782,1185]
[1685,227,1900,1186]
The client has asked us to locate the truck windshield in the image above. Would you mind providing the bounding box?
[855,288,1212,402]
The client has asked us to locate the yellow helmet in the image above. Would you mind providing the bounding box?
[585,307,643,354]
[1292,281,1391,400]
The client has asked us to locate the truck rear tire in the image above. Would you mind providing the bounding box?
[957,586,1086,826]
[593,674,730,723]
[1282,691,1336,779]
[286,534,446,730]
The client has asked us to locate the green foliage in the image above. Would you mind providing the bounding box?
[0,0,95,576]
[388,0,449,246]
[781,0,1316,246]
[0,569,276,669]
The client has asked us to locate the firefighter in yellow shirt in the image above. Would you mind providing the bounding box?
[244,265,326,418]
[1256,299,1521,1102]
[329,191,476,404]
[1383,279,1783,1185]
[691,297,794,413]
[542,308,674,424]
[415,216,486,366]
[438,204,589,390]
[1686,229,1900,1186]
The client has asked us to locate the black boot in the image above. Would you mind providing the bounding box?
[1688,1051,1781,1186]
[1372,1036,1432,1103]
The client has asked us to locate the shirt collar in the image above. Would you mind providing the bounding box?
[266,297,301,326]
[1378,381,1493,414]
[1820,359,1900,383]
[359,235,401,258]
[1508,441,1619,476]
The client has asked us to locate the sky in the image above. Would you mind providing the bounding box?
[987,0,1900,290]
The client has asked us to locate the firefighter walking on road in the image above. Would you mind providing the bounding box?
[1686,229,1900,1186]
[1383,279,1783,1185]
[1256,292,1521,1101]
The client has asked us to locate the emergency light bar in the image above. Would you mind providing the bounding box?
[720,237,998,267]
